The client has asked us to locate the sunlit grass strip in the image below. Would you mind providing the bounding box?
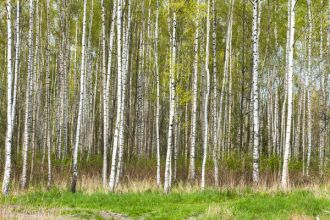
[1,189,330,219]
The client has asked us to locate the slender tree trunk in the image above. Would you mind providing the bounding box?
[103,0,117,188]
[252,0,261,184]
[116,0,131,187]
[164,12,176,194]
[319,0,325,176]
[101,0,107,188]
[189,0,200,182]
[201,0,211,190]
[2,0,13,196]
[155,0,161,187]
[71,0,87,193]
[306,0,312,176]
[46,0,52,189]
[211,0,219,186]
[21,0,34,189]
[109,0,122,192]
[281,0,296,189]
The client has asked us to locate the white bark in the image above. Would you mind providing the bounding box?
[12,0,20,127]
[101,0,107,187]
[319,0,325,176]
[201,0,211,190]
[189,0,200,182]
[2,0,13,196]
[281,0,296,189]
[116,0,131,187]
[306,0,312,177]
[211,0,218,186]
[155,0,161,187]
[103,0,117,188]
[252,0,261,184]
[109,0,122,192]
[71,0,87,193]
[46,0,51,188]
[21,0,34,189]
[164,12,176,194]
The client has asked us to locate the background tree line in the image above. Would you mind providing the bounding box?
[0,0,329,195]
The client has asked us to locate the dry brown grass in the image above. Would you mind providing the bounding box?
[0,205,78,220]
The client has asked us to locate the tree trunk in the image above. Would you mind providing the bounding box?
[21,0,34,189]
[252,0,261,184]
[281,0,296,189]
[201,0,211,190]
[71,0,87,193]
[2,0,13,196]
[164,12,176,194]
[109,0,122,192]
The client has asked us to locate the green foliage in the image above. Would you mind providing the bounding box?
[2,189,330,219]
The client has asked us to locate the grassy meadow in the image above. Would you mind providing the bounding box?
[1,186,330,219]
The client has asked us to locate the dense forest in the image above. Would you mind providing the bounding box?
[0,0,329,196]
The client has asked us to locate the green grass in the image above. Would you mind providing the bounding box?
[1,189,330,219]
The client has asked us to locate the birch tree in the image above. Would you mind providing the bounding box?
[281,0,297,189]
[201,0,211,190]
[306,0,312,176]
[71,0,87,193]
[189,0,200,182]
[21,0,34,189]
[46,0,51,189]
[109,0,122,192]
[103,0,117,187]
[252,0,261,184]
[164,11,176,194]
[2,0,13,196]
[155,0,161,187]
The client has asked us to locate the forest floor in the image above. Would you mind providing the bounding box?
[1,188,330,219]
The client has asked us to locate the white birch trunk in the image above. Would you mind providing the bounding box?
[164,12,176,194]
[252,0,261,184]
[189,0,200,182]
[211,0,218,186]
[201,0,211,190]
[155,0,161,187]
[71,0,87,193]
[116,0,131,186]
[281,0,296,189]
[306,0,312,176]
[46,0,52,188]
[21,0,34,189]
[103,0,117,188]
[109,0,122,192]
[2,0,13,195]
